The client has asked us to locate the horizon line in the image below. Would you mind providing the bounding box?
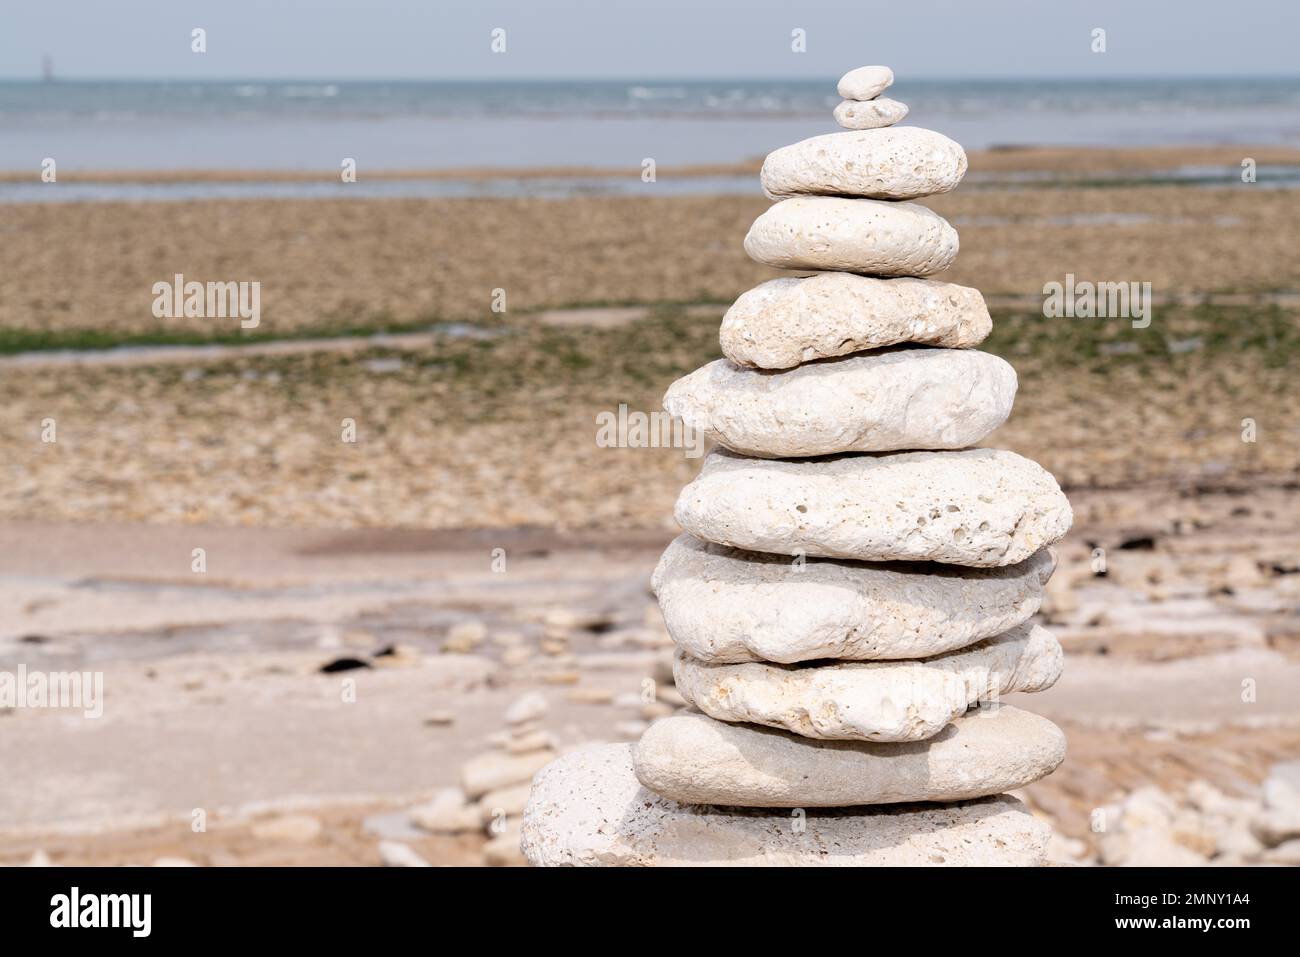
[3,72,1300,84]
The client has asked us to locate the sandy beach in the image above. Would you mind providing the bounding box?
[2,143,1299,867]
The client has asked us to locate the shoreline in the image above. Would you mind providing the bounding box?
[4,144,1300,183]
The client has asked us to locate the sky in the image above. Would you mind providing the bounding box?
[2,0,1298,80]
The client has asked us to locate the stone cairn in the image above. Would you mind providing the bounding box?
[522,65,1074,866]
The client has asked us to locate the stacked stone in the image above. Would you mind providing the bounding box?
[522,66,1073,866]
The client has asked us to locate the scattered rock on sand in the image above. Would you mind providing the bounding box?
[461,749,555,800]
[443,620,488,653]
[410,787,481,834]
[566,687,616,705]
[505,692,549,726]
[378,841,431,868]
[482,823,526,867]
[478,782,533,822]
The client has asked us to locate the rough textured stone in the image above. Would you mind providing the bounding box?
[675,447,1072,567]
[720,274,991,370]
[745,197,958,276]
[521,743,1050,866]
[834,97,909,130]
[673,623,1062,742]
[761,128,967,201]
[652,534,1055,663]
[663,348,1016,457]
[633,706,1065,807]
[837,65,894,101]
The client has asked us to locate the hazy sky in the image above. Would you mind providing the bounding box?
[3,0,1298,80]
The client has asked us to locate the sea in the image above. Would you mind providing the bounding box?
[2,76,1298,202]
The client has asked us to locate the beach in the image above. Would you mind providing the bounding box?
[2,82,1299,866]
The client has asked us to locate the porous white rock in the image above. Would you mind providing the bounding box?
[761,128,967,201]
[837,65,894,101]
[632,706,1065,807]
[673,623,1063,742]
[675,447,1072,566]
[521,743,1051,866]
[653,534,1055,663]
[663,348,1016,457]
[744,197,958,276]
[834,97,909,130]
[720,274,991,369]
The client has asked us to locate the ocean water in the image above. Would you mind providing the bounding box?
[2,77,1297,199]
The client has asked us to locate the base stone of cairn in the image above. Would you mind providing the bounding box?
[521,64,1072,866]
[521,744,1051,867]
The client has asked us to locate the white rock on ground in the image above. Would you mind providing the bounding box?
[675,447,1073,567]
[409,787,481,834]
[834,97,908,129]
[837,65,894,100]
[478,782,533,823]
[761,128,967,201]
[505,691,549,725]
[632,706,1065,807]
[483,822,526,866]
[460,748,556,799]
[653,534,1055,663]
[377,841,431,867]
[521,742,1051,866]
[249,814,322,844]
[1251,760,1300,846]
[744,197,959,276]
[663,348,1016,457]
[673,622,1063,742]
[720,274,991,370]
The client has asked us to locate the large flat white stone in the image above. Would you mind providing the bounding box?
[653,534,1055,663]
[744,197,959,277]
[720,274,991,370]
[633,706,1065,807]
[663,348,1016,457]
[673,623,1063,742]
[761,128,967,201]
[675,448,1073,567]
[521,742,1051,866]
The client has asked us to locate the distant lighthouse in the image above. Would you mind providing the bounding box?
[42,54,54,82]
